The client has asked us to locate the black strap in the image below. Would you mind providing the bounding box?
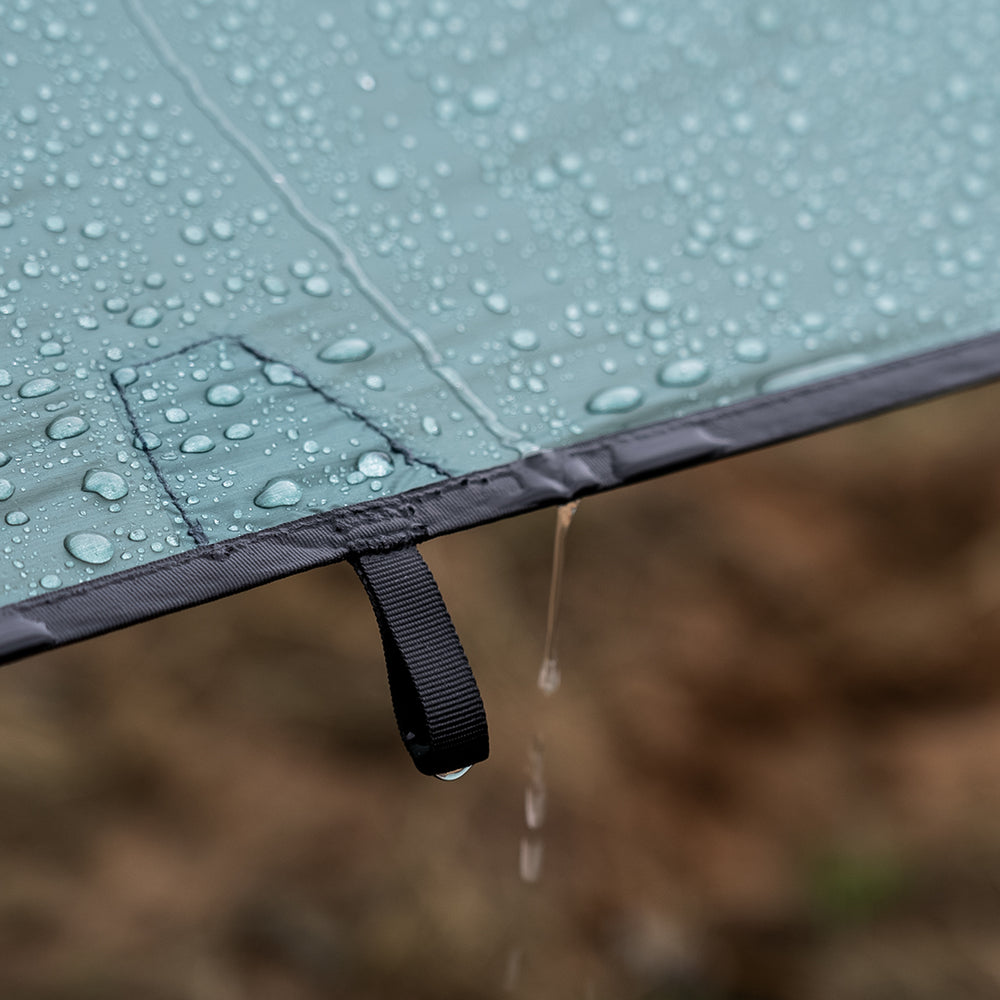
[348,546,489,776]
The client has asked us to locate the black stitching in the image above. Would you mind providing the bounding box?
[111,373,210,546]
[108,335,452,547]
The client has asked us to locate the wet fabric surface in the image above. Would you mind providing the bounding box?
[2,0,1000,608]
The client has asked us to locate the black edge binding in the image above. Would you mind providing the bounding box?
[3,329,1000,663]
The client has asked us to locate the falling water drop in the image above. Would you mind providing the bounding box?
[538,501,579,695]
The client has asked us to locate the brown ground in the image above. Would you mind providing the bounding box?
[2,382,1000,999]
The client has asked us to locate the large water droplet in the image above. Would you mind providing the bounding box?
[5,511,29,526]
[205,383,244,406]
[586,385,644,414]
[303,275,331,297]
[46,415,89,440]
[225,423,254,440]
[509,329,539,351]
[760,353,870,393]
[19,377,59,398]
[0,480,13,502]
[128,306,162,328]
[357,451,394,478]
[465,85,501,115]
[371,165,401,190]
[318,338,375,363]
[180,434,215,454]
[64,531,115,565]
[254,477,303,508]
[82,468,128,501]
[642,288,672,313]
[658,358,710,387]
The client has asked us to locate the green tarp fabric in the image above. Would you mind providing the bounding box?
[3,0,1000,649]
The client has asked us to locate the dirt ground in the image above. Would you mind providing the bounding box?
[2,382,1000,1000]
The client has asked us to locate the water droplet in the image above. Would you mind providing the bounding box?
[40,574,61,590]
[181,224,207,245]
[64,531,114,565]
[303,275,331,297]
[46,415,89,440]
[225,423,254,440]
[134,431,161,451]
[509,329,539,351]
[371,165,401,190]
[5,511,29,526]
[205,383,244,406]
[164,407,189,424]
[873,294,900,317]
[103,296,129,314]
[19,377,59,398]
[114,367,139,388]
[318,338,375,363]
[465,85,501,115]
[210,218,235,240]
[0,480,13,501]
[0,452,10,467]
[261,275,289,296]
[180,434,215,454]
[435,766,473,781]
[760,353,870,393]
[485,292,510,315]
[735,337,770,363]
[82,469,128,501]
[357,451,394,478]
[254,477,303,508]
[586,385,644,414]
[128,306,162,328]
[263,362,299,385]
[642,287,672,313]
[658,358,710,387]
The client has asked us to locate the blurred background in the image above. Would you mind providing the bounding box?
[2,382,1000,999]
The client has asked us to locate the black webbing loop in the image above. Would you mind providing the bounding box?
[348,546,489,776]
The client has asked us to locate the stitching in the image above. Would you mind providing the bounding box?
[111,373,210,546]
[110,335,452,548]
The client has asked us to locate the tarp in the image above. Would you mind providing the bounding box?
[3,1,1000,763]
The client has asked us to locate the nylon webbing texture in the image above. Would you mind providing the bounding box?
[348,546,489,776]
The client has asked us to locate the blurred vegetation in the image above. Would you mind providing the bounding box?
[2,382,1000,998]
